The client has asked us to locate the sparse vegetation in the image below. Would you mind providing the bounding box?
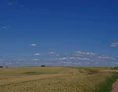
[0,67,117,92]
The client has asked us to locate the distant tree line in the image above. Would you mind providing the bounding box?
[0,66,8,68]
[0,66,3,68]
[112,67,118,69]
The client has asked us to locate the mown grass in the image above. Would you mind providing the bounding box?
[0,67,116,92]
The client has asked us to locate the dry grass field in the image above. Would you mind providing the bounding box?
[0,67,117,92]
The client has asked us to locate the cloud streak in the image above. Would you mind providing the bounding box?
[34,53,40,56]
[48,52,56,55]
[43,50,116,66]
[31,44,37,47]
[1,50,116,67]
[32,59,39,61]
[110,42,118,48]
[97,55,116,60]
[72,51,95,56]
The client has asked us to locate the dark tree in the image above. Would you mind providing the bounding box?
[0,66,3,68]
[41,65,46,67]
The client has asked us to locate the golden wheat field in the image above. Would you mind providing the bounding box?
[0,67,116,92]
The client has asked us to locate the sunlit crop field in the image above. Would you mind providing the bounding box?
[0,67,116,92]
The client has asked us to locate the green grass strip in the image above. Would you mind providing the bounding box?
[94,73,118,92]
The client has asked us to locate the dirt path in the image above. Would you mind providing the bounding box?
[111,79,118,92]
[100,69,118,92]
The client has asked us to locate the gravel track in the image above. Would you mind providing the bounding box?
[111,79,118,92]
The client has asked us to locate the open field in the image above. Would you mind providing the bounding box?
[0,67,118,92]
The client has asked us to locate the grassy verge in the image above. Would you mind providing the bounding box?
[94,73,118,92]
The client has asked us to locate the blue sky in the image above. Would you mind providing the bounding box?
[0,0,118,67]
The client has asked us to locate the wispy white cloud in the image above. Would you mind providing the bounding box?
[17,59,25,61]
[64,61,72,64]
[34,53,40,56]
[48,52,56,55]
[31,44,37,47]
[43,50,116,66]
[48,52,59,56]
[47,57,90,62]
[72,51,116,61]
[32,59,39,61]
[73,51,95,56]
[110,62,118,65]
[110,42,118,48]
[57,57,90,61]
[16,62,20,64]
[97,55,116,60]
[2,50,117,67]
